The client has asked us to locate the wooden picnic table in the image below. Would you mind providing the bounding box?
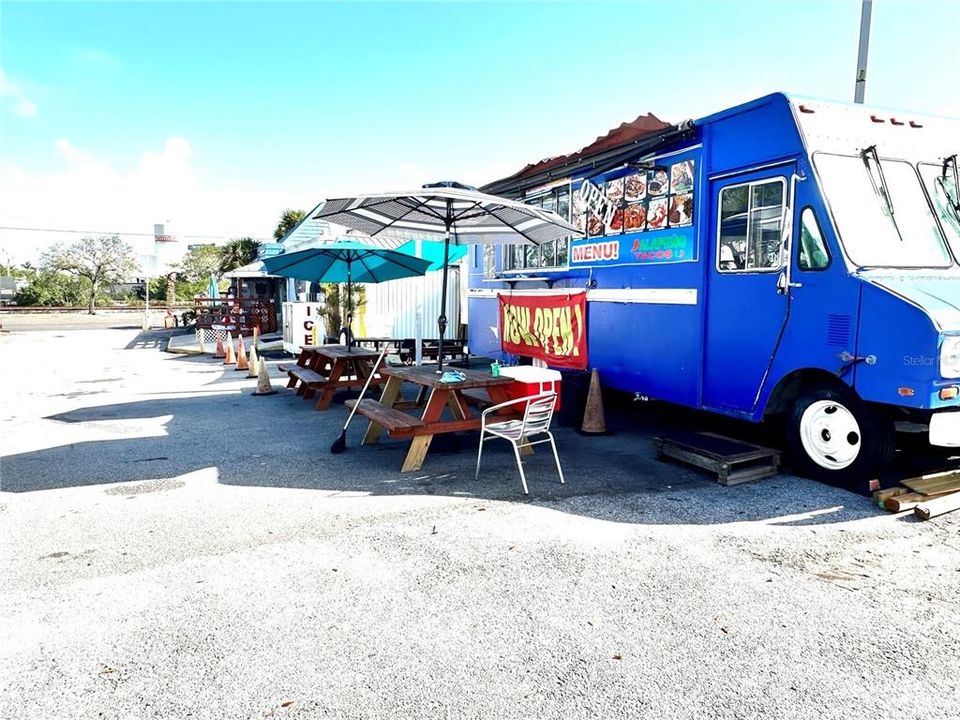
[345,365,517,473]
[279,344,383,411]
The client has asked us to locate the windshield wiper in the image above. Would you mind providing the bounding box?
[860,145,904,242]
[940,154,960,215]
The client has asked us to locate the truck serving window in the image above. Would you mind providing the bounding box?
[507,185,572,271]
[717,178,785,272]
[814,153,953,268]
[918,161,960,262]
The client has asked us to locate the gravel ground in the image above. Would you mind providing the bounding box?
[1,326,958,720]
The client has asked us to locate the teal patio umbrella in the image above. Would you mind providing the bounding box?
[394,239,468,271]
[262,239,431,347]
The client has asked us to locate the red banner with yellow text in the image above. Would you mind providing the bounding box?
[498,292,587,369]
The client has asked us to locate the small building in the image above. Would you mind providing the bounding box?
[0,276,17,305]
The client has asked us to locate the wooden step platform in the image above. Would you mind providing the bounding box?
[654,432,780,486]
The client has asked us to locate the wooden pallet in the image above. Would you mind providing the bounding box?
[874,469,960,513]
[654,432,780,486]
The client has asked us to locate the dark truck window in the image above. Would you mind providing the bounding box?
[798,207,830,270]
[506,185,573,271]
[718,178,785,272]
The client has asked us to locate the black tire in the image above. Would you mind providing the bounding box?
[786,383,895,485]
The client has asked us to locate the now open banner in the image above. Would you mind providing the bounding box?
[498,292,587,369]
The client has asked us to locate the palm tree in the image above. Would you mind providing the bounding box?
[274,209,307,241]
[218,238,261,273]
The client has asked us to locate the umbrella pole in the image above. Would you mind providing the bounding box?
[346,261,353,351]
[437,222,451,374]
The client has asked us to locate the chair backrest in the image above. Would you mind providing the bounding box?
[520,392,557,437]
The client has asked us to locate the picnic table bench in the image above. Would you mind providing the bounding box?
[347,365,517,472]
[278,344,383,410]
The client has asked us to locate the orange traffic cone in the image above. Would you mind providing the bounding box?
[253,356,277,396]
[224,332,236,365]
[235,334,249,371]
[247,342,260,378]
[214,335,225,358]
[580,368,608,435]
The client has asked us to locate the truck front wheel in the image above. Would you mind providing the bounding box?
[787,385,895,484]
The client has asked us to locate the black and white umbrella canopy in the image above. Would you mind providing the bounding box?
[313,182,576,371]
[313,182,576,246]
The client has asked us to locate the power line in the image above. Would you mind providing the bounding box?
[0,225,272,241]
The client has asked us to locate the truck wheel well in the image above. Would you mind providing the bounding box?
[763,369,852,417]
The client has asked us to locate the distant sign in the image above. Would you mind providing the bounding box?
[153,223,176,243]
[258,243,283,258]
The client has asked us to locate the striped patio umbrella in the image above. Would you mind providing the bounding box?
[314,181,576,371]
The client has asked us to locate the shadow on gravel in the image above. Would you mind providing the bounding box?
[5,354,945,528]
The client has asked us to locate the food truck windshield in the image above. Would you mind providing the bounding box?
[918,161,960,259]
[815,152,956,269]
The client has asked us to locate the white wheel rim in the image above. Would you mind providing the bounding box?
[799,400,862,470]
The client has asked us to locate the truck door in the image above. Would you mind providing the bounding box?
[702,165,794,414]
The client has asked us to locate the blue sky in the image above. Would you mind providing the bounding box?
[1,0,958,265]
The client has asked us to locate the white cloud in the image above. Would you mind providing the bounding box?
[14,97,37,117]
[0,136,323,265]
[0,68,38,117]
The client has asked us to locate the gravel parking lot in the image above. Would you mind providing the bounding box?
[1,323,958,719]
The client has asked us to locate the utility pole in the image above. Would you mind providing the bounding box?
[854,0,873,104]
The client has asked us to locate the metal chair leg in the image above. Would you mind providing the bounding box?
[475,435,486,480]
[511,441,529,495]
[546,432,565,485]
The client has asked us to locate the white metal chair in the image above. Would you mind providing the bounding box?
[475,391,565,495]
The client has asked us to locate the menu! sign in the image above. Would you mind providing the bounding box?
[498,292,587,369]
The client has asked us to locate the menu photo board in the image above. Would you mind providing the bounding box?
[570,157,697,267]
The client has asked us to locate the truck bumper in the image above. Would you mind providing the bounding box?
[930,412,960,447]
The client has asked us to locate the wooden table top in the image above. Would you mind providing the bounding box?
[301,344,380,360]
[379,365,515,390]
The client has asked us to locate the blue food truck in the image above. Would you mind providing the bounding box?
[468,93,960,484]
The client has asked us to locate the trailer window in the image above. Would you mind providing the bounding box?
[797,208,830,271]
[717,178,785,272]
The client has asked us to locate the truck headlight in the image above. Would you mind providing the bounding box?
[942,336,960,378]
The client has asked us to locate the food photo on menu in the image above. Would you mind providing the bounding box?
[572,189,586,234]
[647,168,669,196]
[606,177,624,206]
[587,211,605,237]
[647,197,669,230]
[668,193,694,226]
[624,202,647,231]
[670,160,695,194]
[624,172,646,202]
[606,207,624,234]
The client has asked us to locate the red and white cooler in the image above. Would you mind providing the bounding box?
[499,365,563,411]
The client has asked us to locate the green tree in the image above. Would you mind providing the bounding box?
[274,209,306,241]
[15,271,89,306]
[218,237,261,274]
[321,283,366,339]
[178,244,222,283]
[41,235,139,314]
